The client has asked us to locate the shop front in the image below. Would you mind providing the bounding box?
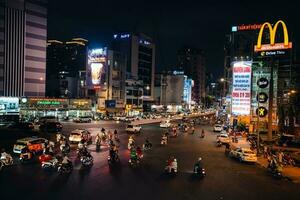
[69,99,93,118]
[20,98,69,120]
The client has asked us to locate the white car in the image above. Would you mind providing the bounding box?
[125,124,142,133]
[229,148,257,163]
[69,129,92,143]
[160,120,171,128]
[217,133,230,144]
[213,124,223,132]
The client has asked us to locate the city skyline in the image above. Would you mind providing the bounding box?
[48,0,300,77]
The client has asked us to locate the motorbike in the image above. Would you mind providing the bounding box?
[283,154,296,166]
[161,136,168,145]
[164,164,177,176]
[129,157,140,168]
[19,152,34,163]
[58,162,73,174]
[0,155,14,171]
[193,165,206,178]
[128,141,135,150]
[80,155,94,167]
[267,162,282,178]
[60,144,70,155]
[108,153,120,166]
[216,140,222,147]
[96,140,101,151]
[41,158,59,170]
[143,142,152,150]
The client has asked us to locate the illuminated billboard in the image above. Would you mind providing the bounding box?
[87,48,107,88]
[231,61,252,115]
[183,77,193,104]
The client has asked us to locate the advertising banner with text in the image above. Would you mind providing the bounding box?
[231,61,252,115]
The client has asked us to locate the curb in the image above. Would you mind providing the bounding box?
[256,158,300,183]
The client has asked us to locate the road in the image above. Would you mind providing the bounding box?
[0,121,299,200]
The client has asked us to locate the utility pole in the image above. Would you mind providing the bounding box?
[267,58,274,141]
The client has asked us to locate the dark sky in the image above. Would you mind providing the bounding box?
[48,0,300,77]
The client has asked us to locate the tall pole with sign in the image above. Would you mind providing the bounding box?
[254,20,292,141]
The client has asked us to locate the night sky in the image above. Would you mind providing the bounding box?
[48,0,300,77]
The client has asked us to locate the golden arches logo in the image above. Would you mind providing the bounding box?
[254,20,292,52]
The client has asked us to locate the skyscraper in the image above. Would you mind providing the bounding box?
[111,33,155,109]
[0,0,47,97]
[177,47,206,103]
[46,38,88,98]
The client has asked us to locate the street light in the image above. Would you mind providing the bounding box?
[37,77,43,96]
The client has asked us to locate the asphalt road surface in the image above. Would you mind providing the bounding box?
[0,121,299,200]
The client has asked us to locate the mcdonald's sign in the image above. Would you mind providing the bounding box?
[254,20,292,52]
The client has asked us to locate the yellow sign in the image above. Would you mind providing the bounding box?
[257,107,268,118]
[254,20,292,52]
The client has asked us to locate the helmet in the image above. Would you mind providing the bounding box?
[198,157,202,161]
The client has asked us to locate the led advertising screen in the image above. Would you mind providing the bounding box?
[87,48,107,88]
[231,61,252,115]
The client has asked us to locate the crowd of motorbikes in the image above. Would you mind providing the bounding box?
[0,120,206,178]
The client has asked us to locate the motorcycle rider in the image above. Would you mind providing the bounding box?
[128,136,135,149]
[109,144,119,162]
[143,138,152,149]
[166,156,177,173]
[20,146,33,161]
[191,126,195,134]
[1,148,13,164]
[194,157,203,174]
[161,134,168,145]
[136,146,143,159]
[114,129,118,136]
[130,147,138,163]
[61,155,72,167]
[201,129,205,138]
[56,132,62,144]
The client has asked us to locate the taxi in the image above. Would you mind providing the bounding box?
[13,137,48,154]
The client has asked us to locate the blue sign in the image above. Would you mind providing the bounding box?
[105,100,116,108]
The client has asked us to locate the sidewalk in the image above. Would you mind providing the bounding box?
[257,156,300,183]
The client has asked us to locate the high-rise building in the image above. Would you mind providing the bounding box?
[111,33,155,108]
[0,0,47,97]
[177,47,206,103]
[106,49,127,112]
[46,38,88,98]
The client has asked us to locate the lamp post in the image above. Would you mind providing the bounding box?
[38,77,43,97]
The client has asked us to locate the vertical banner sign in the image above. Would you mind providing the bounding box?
[231,61,252,115]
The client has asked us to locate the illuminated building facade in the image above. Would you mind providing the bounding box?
[177,47,206,104]
[111,33,155,111]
